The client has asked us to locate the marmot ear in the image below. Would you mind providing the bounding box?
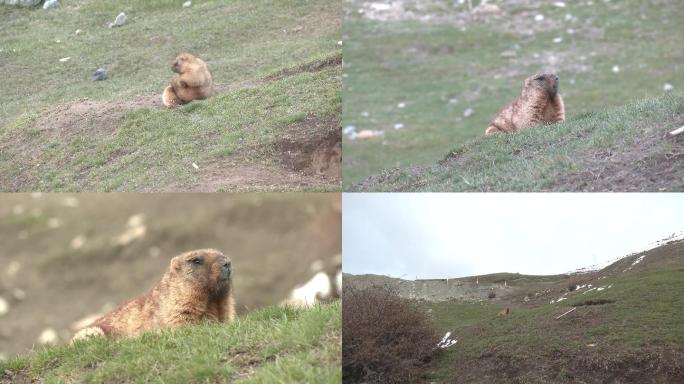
[171,257,182,272]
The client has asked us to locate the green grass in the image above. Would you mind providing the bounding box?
[352,91,684,191]
[342,0,684,188]
[0,302,341,384]
[420,267,684,382]
[0,0,341,191]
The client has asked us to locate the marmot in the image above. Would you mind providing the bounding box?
[485,73,565,135]
[72,249,234,341]
[162,53,214,108]
[498,308,510,316]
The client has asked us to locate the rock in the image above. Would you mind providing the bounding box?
[393,123,405,130]
[70,235,86,249]
[93,68,108,81]
[463,108,474,117]
[42,0,58,9]
[182,0,191,7]
[0,297,9,317]
[534,14,544,22]
[612,65,620,73]
[59,57,71,62]
[663,83,674,92]
[38,328,58,345]
[12,288,26,301]
[109,12,127,28]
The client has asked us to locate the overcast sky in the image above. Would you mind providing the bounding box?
[343,194,684,279]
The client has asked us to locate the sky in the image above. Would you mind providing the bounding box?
[343,194,684,279]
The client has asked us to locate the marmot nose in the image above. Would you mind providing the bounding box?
[554,75,559,81]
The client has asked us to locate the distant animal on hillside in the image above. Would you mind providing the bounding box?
[485,73,565,135]
[162,53,214,108]
[72,249,234,341]
[498,307,510,316]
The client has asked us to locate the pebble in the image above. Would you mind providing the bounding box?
[182,0,192,7]
[93,68,108,81]
[42,0,58,10]
[393,123,405,130]
[0,297,9,317]
[59,57,71,62]
[70,235,86,249]
[360,111,369,117]
[192,162,199,170]
[109,12,127,28]
[397,102,406,108]
[663,83,673,92]
[612,65,620,73]
[553,37,563,43]
[463,108,474,118]
[342,125,356,136]
[38,328,58,345]
[534,14,544,22]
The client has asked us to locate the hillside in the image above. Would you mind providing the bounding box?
[0,302,341,384]
[352,92,684,191]
[346,238,684,383]
[342,0,684,189]
[0,0,341,192]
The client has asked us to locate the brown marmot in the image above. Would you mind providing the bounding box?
[162,53,214,108]
[485,73,565,135]
[498,308,510,316]
[72,249,235,341]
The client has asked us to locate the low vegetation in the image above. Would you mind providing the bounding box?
[342,285,439,384]
[0,302,341,384]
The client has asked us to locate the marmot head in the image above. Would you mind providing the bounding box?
[522,73,559,98]
[171,52,197,73]
[170,249,232,295]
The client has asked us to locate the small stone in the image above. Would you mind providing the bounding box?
[463,108,474,118]
[564,13,573,21]
[192,162,199,170]
[109,12,127,28]
[42,0,58,10]
[0,297,9,317]
[397,102,406,108]
[93,68,108,81]
[337,40,343,46]
[534,14,544,22]
[663,83,673,92]
[38,328,58,345]
[393,123,405,130]
[612,65,620,73]
[182,0,192,7]
[75,29,83,35]
[360,111,369,117]
[342,125,356,136]
[553,37,563,43]
[59,57,71,62]
[553,1,566,7]
[6,261,20,276]
[70,235,86,250]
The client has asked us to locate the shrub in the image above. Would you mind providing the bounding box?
[342,284,439,383]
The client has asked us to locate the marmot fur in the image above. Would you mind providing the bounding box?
[72,249,234,341]
[162,53,214,108]
[485,73,565,135]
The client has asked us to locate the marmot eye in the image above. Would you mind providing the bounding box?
[534,76,545,81]
[190,258,202,265]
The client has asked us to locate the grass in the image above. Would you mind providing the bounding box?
[0,0,341,191]
[352,91,684,191]
[0,302,341,384]
[342,0,684,189]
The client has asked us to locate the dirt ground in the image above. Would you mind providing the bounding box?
[0,193,341,358]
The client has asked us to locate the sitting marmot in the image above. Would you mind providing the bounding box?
[485,73,565,135]
[72,249,234,341]
[162,53,214,108]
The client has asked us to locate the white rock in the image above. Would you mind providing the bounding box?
[342,125,356,136]
[38,328,58,345]
[669,126,684,136]
[553,1,566,7]
[109,12,127,28]
[59,57,71,62]
[393,123,405,130]
[182,0,192,7]
[534,14,544,22]
[126,214,144,228]
[0,297,9,316]
[553,37,563,43]
[663,83,674,92]
[6,261,20,276]
[75,29,83,35]
[612,65,620,73]
[43,0,58,10]
[192,162,199,170]
[397,102,406,108]
[564,13,573,21]
[70,235,86,249]
[463,108,474,117]
[360,111,370,117]
[337,40,343,46]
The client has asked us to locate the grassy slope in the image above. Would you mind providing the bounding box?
[0,302,341,384]
[419,242,684,383]
[0,0,340,191]
[353,91,684,191]
[342,0,684,188]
